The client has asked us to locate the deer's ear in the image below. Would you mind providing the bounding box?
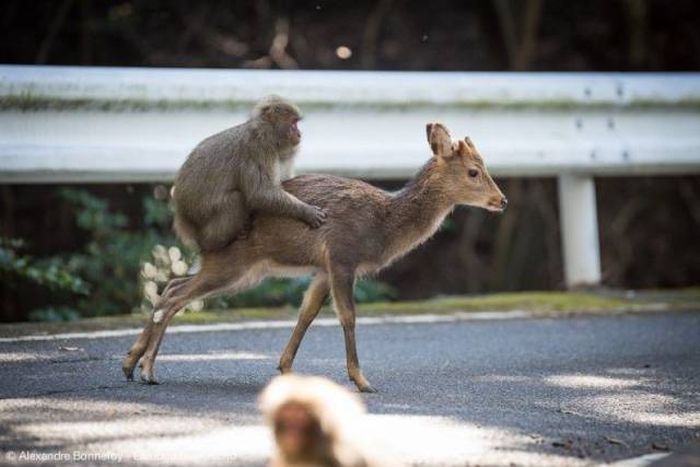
[464,136,476,150]
[427,122,452,157]
[457,139,469,155]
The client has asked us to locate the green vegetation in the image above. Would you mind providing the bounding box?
[51,188,185,318]
[4,187,698,325]
[0,237,88,295]
[0,237,89,322]
[359,291,634,314]
[8,188,393,322]
[210,288,699,321]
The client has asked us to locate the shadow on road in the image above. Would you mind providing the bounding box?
[0,312,698,465]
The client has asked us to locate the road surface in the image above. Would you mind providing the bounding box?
[0,311,698,466]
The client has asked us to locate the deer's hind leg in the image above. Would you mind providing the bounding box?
[138,274,229,384]
[122,275,195,381]
[122,318,154,381]
[139,259,268,384]
[329,266,375,393]
[161,275,193,299]
[278,274,329,373]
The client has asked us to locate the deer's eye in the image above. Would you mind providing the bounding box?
[468,169,479,178]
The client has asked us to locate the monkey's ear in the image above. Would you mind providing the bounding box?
[252,98,276,121]
[426,122,452,157]
[258,105,274,121]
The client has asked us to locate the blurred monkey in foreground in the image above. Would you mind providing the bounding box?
[259,375,384,467]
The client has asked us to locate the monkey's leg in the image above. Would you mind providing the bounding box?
[278,274,329,373]
[198,192,248,252]
[329,266,376,393]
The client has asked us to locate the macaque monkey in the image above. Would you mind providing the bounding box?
[260,375,380,467]
[173,95,327,252]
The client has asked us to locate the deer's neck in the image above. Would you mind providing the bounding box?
[383,160,454,263]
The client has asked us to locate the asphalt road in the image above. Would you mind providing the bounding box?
[0,311,698,466]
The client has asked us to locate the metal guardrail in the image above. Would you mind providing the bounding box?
[2,65,700,287]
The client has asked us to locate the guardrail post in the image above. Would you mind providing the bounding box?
[557,174,602,288]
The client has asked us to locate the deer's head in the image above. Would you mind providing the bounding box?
[426,123,507,213]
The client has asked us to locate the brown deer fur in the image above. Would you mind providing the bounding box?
[122,123,507,392]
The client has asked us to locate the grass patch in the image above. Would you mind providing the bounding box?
[0,288,698,337]
[357,291,630,315]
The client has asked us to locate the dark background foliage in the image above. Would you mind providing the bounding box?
[2,0,700,71]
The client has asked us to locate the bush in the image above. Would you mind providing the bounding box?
[0,237,89,317]
[16,188,395,321]
[53,188,183,317]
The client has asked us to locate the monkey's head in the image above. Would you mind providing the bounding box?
[272,400,324,462]
[252,95,303,148]
[259,375,368,466]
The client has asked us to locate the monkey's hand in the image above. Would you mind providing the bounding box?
[303,205,327,229]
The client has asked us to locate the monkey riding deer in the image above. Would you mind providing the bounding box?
[123,123,507,392]
[173,95,326,253]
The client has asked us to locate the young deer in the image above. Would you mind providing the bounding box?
[122,123,507,392]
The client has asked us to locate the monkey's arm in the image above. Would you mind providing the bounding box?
[241,169,326,228]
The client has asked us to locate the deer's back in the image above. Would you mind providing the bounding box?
[248,174,391,269]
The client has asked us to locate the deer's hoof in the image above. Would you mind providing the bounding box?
[140,373,160,385]
[352,376,377,393]
[358,384,377,393]
[122,365,135,382]
[122,356,137,381]
[139,367,159,385]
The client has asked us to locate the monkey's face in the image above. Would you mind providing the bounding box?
[271,111,300,147]
[287,116,301,146]
[274,401,321,459]
[262,104,302,148]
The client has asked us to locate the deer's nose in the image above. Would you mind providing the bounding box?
[501,197,508,209]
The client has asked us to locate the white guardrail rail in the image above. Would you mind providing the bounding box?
[1,65,700,287]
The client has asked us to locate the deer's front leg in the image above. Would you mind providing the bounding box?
[329,267,376,393]
[278,274,329,373]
